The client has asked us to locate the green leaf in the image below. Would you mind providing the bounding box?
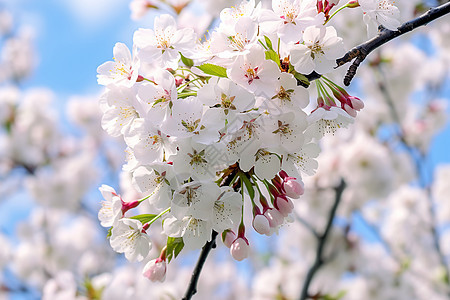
[265,50,280,67]
[166,237,184,263]
[264,35,273,50]
[106,227,112,239]
[130,214,158,224]
[239,172,255,200]
[293,71,310,87]
[197,63,228,78]
[180,52,194,67]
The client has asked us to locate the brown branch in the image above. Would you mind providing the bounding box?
[299,179,346,300]
[181,230,219,300]
[336,2,450,86]
[298,2,450,87]
[181,169,239,300]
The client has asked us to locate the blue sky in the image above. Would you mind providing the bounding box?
[5,0,156,96]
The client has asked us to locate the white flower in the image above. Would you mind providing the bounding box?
[98,185,123,227]
[227,45,281,97]
[266,72,310,112]
[259,0,324,43]
[162,97,222,143]
[197,77,255,128]
[282,142,320,177]
[124,118,176,165]
[162,215,213,250]
[240,148,281,180]
[132,163,176,209]
[306,106,354,139]
[265,111,308,153]
[211,187,242,232]
[99,86,142,137]
[110,218,152,262]
[220,0,260,25]
[162,96,204,139]
[97,42,140,88]
[171,140,227,181]
[171,181,221,221]
[136,70,177,124]
[290,25,345,75]
[210,17,258,59]
[133,14,196,69]
[359,0,401,37]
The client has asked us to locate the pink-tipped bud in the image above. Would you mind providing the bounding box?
[275,197,294,217]
[348,96,364,110]
[282,178,305,199]
[222,230,236,248]
[264,208,284,228]
[347,0,359,8]
[121,199,140,214]
[343,104,357,117]
[230,237,250,261]
[253,214,271,235]
[142,258,166,282]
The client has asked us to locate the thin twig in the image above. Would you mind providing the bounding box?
[182,169,238,300]
[298,2,450,87]
[336,2,450,86]
[181,230,219,300]
[299,179,346,300]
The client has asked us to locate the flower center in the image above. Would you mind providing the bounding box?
[187,149,208,166]
[244,67,259,84]
[309,42,325,59]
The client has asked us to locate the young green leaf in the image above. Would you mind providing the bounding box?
[264,35,273,50]
[293,72,310,88]
[106,227,112,239]
[197,63,228,78]
[166,237,184,263]
[180,52,194,67]
[265,50,281,67]
[130,214,158,224]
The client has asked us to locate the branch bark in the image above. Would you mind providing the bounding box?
[300,2,450,86]
[181,169,239,300]
[336,2,450,86]
[299,179,346,300]
[181,230,218,300]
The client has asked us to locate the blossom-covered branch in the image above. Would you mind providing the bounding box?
[336,1,450,86]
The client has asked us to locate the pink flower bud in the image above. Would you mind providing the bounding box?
[347,0,359,8]
[222,230,236,248]
[282,178,304,199]
[343,103,357,117]
[230,237,250,261]
[142,258,166,282]
[275,197,294,217]
[349,96,364,110]
[252,214,271,235]
[264,208,284,228]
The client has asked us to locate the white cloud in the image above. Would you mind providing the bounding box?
[61,0,129,29]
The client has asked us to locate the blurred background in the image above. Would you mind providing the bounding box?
[0,0,449,299]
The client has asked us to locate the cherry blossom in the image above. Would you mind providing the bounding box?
[97,43,140,88]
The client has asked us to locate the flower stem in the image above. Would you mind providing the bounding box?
[324,4,349,25]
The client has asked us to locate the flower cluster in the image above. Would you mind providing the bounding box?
[97,0,401,280]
